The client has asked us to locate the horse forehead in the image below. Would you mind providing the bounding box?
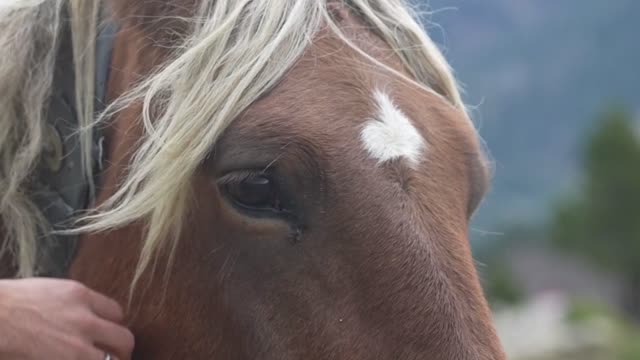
[236,33,434,170]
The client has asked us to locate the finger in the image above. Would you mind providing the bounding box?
[75,343,106,360]
[85,288,125,324]
[88,318,135,360]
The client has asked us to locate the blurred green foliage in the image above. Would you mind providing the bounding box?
[551,107,640,316]
[566,298,612,324]
[567,298,640,360]
[475,224,537,306]
[484,261,523,305]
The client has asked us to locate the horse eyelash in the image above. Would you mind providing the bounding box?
[216,170,271,186]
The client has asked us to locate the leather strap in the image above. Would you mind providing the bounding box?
[32,2,117,277]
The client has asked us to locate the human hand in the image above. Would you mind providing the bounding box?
[0,278,134,360]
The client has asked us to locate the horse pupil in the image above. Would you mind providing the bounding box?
[236,176,273,208]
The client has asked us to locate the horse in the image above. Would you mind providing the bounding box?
[0,0,505,358]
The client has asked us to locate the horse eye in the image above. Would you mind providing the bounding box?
[224,175,280,211]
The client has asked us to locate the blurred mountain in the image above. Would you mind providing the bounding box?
[416,0,640,231]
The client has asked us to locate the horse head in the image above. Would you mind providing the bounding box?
[3,0,505,358]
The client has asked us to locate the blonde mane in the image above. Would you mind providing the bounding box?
[0,0,468,289]
[0,0,98,276]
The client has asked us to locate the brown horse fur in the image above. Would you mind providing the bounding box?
[3,0,505,358]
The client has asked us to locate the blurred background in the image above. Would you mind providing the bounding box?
[416,0,640,359]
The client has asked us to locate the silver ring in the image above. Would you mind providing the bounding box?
[104,353,112,360]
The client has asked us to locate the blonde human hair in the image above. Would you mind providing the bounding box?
[0,0,468,289]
